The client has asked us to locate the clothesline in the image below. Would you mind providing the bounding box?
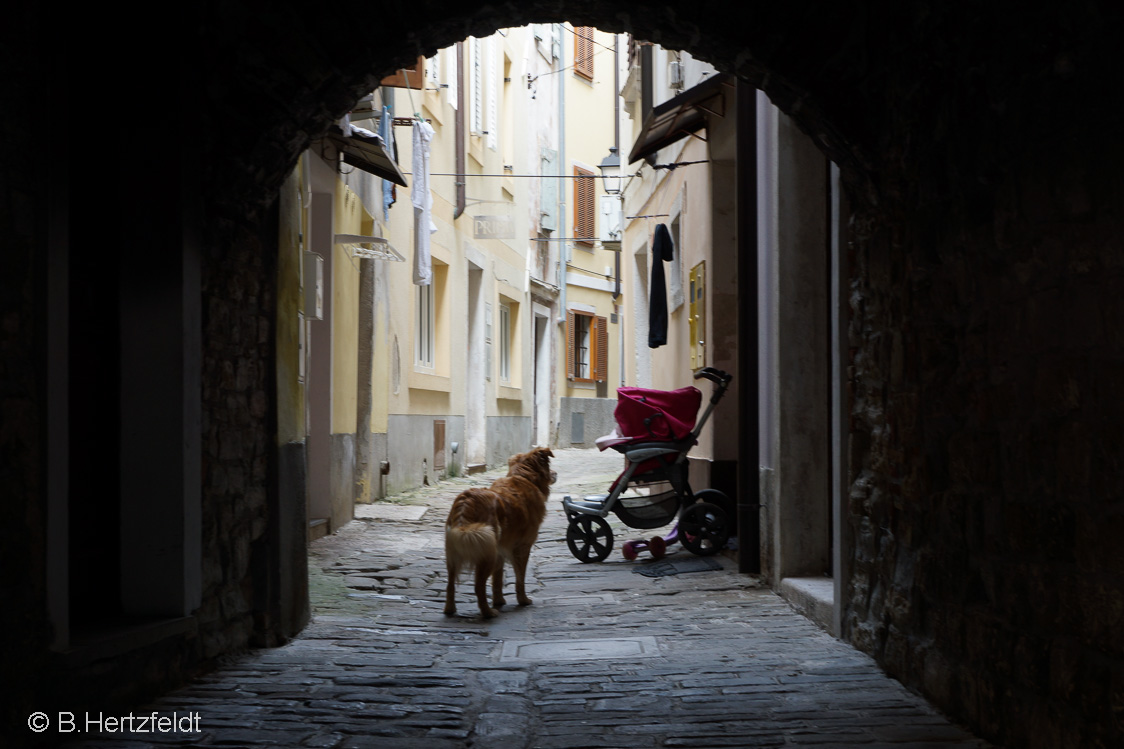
[402,172,620,178]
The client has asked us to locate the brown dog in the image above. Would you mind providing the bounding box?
[443,447,555,618]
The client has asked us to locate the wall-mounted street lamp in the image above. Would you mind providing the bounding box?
[598,147,624,246]
[599,146,622,195]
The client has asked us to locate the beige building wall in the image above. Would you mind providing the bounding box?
[555,26,627,447]
[376,27,555,490]
[620,43,723,462]
[294,25,627,505]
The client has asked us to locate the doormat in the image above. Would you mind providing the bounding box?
[632,556,723,577]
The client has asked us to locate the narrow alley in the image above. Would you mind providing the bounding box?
[56,449,989,748]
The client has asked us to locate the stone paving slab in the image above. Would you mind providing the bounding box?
[52,448,991,748]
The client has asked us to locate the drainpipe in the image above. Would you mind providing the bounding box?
[454,41,466,218]
[614,34,624,388]
[557,23,568,324]
[612,33,621,300]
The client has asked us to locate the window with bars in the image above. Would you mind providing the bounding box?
[573,166,596,246]
[574,26,594,81]
[567,310,608,382]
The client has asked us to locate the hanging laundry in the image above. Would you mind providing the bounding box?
[411,118,436,285]
[379,106,396,220]
[648,223,673,348]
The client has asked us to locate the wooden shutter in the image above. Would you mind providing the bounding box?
[381,57,426,89]
[574,166,595,245]
[434,420,446,472]
[472,38,483,133]
[566,310,576,380]
[486,38,498,151]
[574,26,594,80]
[594,315,608,382]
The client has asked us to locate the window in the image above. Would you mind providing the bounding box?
[534,23,559,61]
[499,302,511,383]
[574,26,594,81]
[574,166,596,245]
[416,282,434,368]
[567,310,608,382]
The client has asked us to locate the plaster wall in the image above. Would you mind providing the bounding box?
[766,112,832,582]
[485,415,535,466]
[386,414,466,493]
[557,396,615,447]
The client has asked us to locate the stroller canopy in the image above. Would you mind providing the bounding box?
[597,385,702,450]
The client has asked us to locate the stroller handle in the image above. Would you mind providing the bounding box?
[689,368,732,437]
[692,367,732,386]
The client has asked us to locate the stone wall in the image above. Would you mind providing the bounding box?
[198,216,280,653]
[841,11,1124,745]
[1,6,53,735]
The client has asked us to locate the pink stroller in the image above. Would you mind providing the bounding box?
[562,368,734,563]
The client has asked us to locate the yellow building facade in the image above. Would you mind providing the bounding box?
[282,25,628,533]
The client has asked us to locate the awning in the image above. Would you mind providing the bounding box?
[324,124,409,187]
[627,73,734,164]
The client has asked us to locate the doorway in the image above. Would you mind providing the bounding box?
[466,265,486,467]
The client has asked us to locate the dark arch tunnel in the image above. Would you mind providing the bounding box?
[6,3,1124,749]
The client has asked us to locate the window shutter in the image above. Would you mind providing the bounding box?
[566,310,576,380]
[445,46,458,110]
[541,148,558,231]
[575,27,594,80]
[574,166,595,244]
[594,315,608,382]
[381,57,426,89]
[486,37,498,150]
[471,38,483,133]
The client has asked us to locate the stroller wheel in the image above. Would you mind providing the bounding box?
[679,502,730,557]
[693,489,735,522]
[567,516,614,563]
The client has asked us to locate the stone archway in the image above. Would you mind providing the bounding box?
[196,7,1124,747]
[10,5,1124,748]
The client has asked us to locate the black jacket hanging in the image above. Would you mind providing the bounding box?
[648,223,673,348]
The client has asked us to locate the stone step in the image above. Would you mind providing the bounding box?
[309,518,329,541]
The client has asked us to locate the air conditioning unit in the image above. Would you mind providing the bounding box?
[669,60,685,91]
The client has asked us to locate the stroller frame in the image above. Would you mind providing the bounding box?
[562,367,734,563]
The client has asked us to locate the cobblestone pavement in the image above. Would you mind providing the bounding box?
[57,448,991,748]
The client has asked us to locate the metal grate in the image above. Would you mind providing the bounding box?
[571,411,585,443]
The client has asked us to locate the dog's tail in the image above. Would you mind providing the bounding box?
[445,523,497,575]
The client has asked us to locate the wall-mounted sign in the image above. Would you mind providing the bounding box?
[473,215,515,239]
